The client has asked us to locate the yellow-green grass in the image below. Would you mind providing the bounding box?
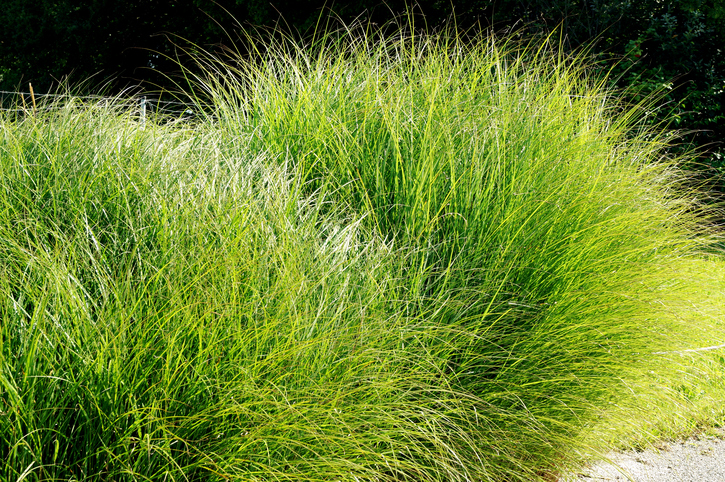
[1,22,724,481]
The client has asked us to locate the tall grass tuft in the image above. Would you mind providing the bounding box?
[1,21,724,481]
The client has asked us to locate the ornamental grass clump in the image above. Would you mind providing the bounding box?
[1,21,724,482]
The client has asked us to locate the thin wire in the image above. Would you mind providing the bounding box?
[0,91,195,107]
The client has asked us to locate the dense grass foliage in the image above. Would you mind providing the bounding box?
[1,27,724,481]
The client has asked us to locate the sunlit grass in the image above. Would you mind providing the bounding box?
[1,21,724,481]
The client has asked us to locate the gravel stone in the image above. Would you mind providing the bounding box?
[563,427,725,482]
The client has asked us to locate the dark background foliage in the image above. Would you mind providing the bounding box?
[0,0,723,169]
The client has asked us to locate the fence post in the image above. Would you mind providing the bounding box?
[140,96,146,127]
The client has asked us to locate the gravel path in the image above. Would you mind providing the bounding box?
[562,427,725,482]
